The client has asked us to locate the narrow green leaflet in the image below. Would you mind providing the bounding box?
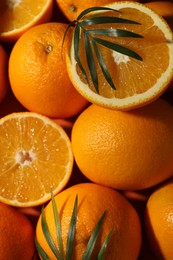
[85,28,143,38]
[77,6,120,21]
[66,196,78,260]
[35,238,51,260]
[94,37,143,61]
[35,191,112,260]
[51,190,64,257]
[41,206,63,260]
[80,16,141,27]
[61,20,76,59]
[74,25,89,84]
[82,211,107,260]
[84,31,99,92]
[92,39,116,90]
[98,230,113,260]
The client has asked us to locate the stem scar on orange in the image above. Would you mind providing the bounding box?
[9,22,88,118]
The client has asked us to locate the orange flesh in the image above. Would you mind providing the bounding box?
[76,8,170,98]
[0,0,50,33]
[0,114,73,206]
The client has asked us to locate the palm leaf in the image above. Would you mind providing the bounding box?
[66,195,78,260]
[84,31,99,92]
[94,37,143,60]
[80,16,141,27]
[51,190,64,257]
[74,25,89,84]
[41,206,63,260]
[35,238,51,260]
[98,230,113,260]
[82,211,107,260]
[92,39,116,90]
[86,28,143,38]
[77,6,120,21]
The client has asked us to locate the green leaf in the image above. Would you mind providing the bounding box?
[41,206,63,260]
[82,211,107,260]
[35,238,51,260]
[80,16,141,27]
[66,195,78,260]
[77,6,120,21]
[74,25,89,84]
[92,39,116,90]
[84,31,99,93]
[98,230,113,260]
[61,20,76,59]
[51,190,64,257]
[86,28,143,38]
[94,37,143,61]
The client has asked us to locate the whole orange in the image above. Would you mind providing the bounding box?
[145,179,173,259]
[0,202,35,259]
[71,99,173,190]
[0,44,8,103]
[36,182,142,259]
[9,22,88,118]
[55,0,139,21]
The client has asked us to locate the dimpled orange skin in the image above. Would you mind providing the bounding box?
[36,183,142,260]
[71,99,173,190]
[145,179,173,259]
[0,202,35,259]
[9,22,88,118]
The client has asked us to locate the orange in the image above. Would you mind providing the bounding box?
[0,0,53,42]
[0,112,73,207]
[36,182,142,259]
[71,99,173,190]
[145,178,173,259]
[55,0,138,21]
[0,202,35,259]
[9,22,88,119]
[145,1,173,30]
[66,1,173,110]
[0,44,9,103]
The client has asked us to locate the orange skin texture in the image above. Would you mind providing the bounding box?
[0,44,9,103]
[9,22,88,118]
[71,99,173,190]
[36,183,142,260]
[145,179,173,259]
[0,202,35,260]
[55,0,139,21]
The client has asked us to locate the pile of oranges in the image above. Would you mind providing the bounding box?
[0,0,173,259]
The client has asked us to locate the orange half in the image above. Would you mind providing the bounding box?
[66,1,173,110]
[0,0,53,42]
[0,112,74,207]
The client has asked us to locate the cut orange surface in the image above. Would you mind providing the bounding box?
[66,2,173,110]
[0,0,53,42]
[0,112,74,207]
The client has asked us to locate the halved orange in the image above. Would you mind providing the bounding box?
[66,1,173,110]
[0,112,74,207]
[0,0,53,42]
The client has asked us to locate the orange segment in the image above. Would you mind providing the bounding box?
[0,112,74,207]
[0,0,53,42]
[66,2,173,110]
